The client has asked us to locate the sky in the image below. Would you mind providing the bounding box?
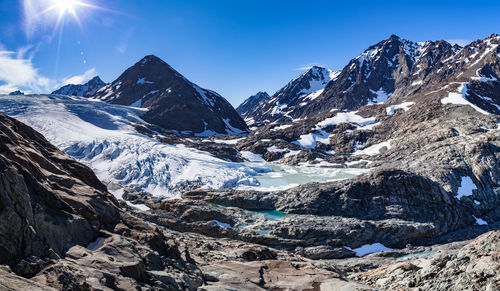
[0,0,500,106]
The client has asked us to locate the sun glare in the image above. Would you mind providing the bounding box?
[53,0,78,13]
[39,0,96,30]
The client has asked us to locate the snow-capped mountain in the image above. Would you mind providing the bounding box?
[91,55,248,136]
[52,76,107,97]
[299,35,460,116]
[238,66,339,126]
[241,34,500,124]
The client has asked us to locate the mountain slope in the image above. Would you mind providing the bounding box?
[52,76,107,97]
[237,66,339,126]
[91,55,248,136]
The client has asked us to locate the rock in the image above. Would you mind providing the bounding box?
[356,230,500,290]
[302,245,355,260]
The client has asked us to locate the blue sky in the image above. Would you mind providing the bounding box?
[1,0,500,105]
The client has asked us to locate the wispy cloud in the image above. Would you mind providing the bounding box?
[0,45,97,94]
[61,68,97,85]
[0,47,53,94]
[295,62,327,71]
[116,43,127,54]
[446,39,472,47]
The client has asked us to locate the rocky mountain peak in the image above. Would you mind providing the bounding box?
[91,55,248,136]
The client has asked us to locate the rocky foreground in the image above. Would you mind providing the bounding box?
[0,97,499,290]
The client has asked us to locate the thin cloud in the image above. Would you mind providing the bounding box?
[62,68,97,85]
[295,62,327,71]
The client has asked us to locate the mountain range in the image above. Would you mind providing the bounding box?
[2,33,499,290]
[238,34,500,125]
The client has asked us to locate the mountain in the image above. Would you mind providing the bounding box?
[52,76,107,97]
[237,66,339,126]
[91,55,248,136]
[235,91,270,126]
[8,90,24,95]
[299,35,460,116]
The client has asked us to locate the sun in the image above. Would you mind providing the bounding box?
[53,0,79,13]
[39,0,96,29]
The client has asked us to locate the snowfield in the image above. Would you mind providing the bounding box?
[0,94,261,198]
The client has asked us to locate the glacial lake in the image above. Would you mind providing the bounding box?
[237,162,368,191]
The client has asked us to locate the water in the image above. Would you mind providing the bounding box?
[399,251,437,259]
[238,162,367,191]
[254,210,289,220]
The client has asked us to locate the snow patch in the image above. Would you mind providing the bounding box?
[386,102,415,115]
[271,124,292,131]
[474,216,488,225]
[441,83,490,115]
[212,220,231,228]
[369,88,392,104]
[345,243,394,257]
[353,140,391,156]
[456,176,477,199]
[137,77,154,85]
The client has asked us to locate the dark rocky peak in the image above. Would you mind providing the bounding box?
[237,91,270,113]
[91,55,248,135]
[274,66,335,102]
[8,90,24,95]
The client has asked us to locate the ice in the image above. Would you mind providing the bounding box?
[292,131,332,149]
[441,83,490,115]
[240,151,266,162]
[237,163,367,192]
[456,176,477,199]
[0,95,260,198]
[344,243,394,257]
[353,140,391,156]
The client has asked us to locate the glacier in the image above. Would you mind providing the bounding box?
[0,94,260,198]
